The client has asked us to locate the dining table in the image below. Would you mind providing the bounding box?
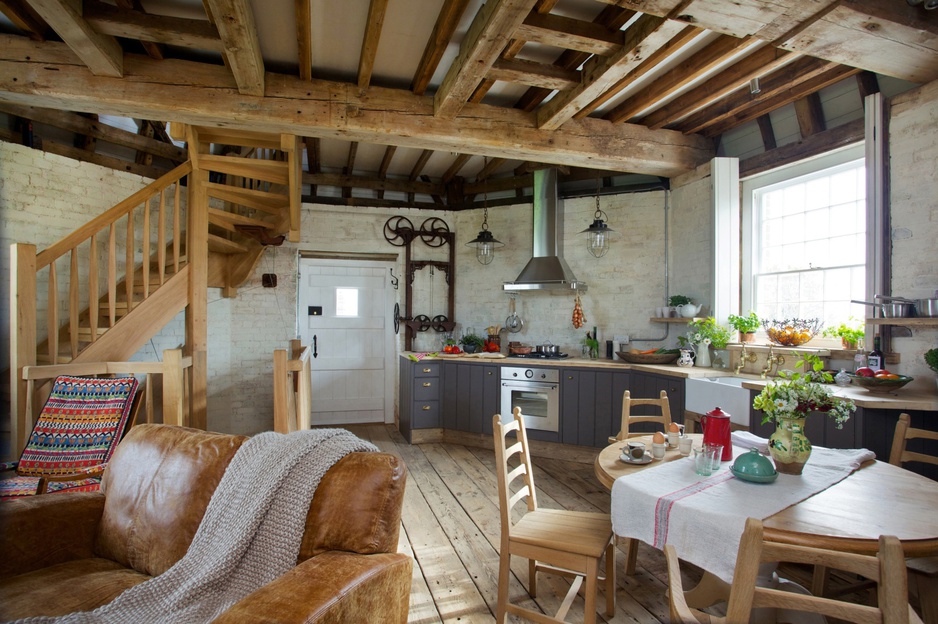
[594,432,938,613]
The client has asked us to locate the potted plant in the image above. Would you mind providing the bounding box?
[926,348,938,391]
[728,311,760,343]
[677,317,731,367]
[668,295,701,318]
[459,332,485,354]
[752,354,856,475]
[823,319,865,350]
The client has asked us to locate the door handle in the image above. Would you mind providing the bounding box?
[313,335,318,358]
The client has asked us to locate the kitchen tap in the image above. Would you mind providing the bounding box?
[760,345,786,378]
[734,344,757,375]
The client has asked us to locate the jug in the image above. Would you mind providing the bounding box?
[700,406,733,461]
[676,303,702,318]
[677,349,695,368]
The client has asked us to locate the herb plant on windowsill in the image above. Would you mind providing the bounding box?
[728,311,760,343]
[823,319,865,350]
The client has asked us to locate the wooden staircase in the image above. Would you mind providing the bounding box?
[10,126,302,453]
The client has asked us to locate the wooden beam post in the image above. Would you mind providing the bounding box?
[273,347,288,433]
[10,243,37,457]
[162,348,184,426]
[185,125,208,430]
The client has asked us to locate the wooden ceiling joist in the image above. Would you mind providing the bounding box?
[358,0,389,91]
[513,12,625,56]
[24,0,123,77]
[114,0,165,60]
[434,0,540,119]
[83,2,223,52]
[0,0,50,39]
[442,154,472,183]
[411,0,472,95]
[304,172,441,196]
[740,117,865,178]
[203,0,265,96]
[295,0,312,81]
[488,58,580,91]
[376,144,396,198]
[343,141,358,198]
[536,15,685,130]
[793,92,825,138]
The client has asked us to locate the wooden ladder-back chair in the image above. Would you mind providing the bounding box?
[493,408,616,624]
[666,517,923,624]
[608,390,672,443]
[0,375,142,499]
[890,413,938,622]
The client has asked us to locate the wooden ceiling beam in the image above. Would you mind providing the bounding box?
[83,2,223,52]
[434,0,540,119]
[475,157,505,182]
[0,0,51,40]
[23,0,123,76]
[343,142,358,198]
[536,15,685,130]
[303,172,442,196]
[376,144,396,198]
[358,0,389,91]
[295,0,312,81]
[513,12,624,56]
[113,0,165,60]
[488,58,580,91]
[793,92,825,138]
[575,25,701,120]
[442,154,472,184]
[411,0,472,95]
[514,5,634,112]
[203,0,265,96]
[740,117,864,178]
[409,150,433,181]
[604,34,758,124]
[640,45,795,130]
[756,114,776,151]
[304,195,441,210]
[0,38,714,177]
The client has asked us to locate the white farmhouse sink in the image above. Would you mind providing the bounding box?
[684,377,752,426]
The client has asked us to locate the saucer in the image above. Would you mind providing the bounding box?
[619,452,653,465]
[729,466,778,483]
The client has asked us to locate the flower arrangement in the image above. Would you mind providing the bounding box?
[823,318,864,349]
[678,317,732,350]
[752,354,856,428]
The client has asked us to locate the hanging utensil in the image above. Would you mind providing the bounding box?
[506,295,524,333]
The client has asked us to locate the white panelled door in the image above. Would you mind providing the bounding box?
[297,258,395,425]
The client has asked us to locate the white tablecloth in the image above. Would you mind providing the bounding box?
[610,436,875,583]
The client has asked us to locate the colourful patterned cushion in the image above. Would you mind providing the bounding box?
[17,376,138,478]
[0,474,103,500]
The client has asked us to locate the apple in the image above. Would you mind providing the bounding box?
[855,367,875,377]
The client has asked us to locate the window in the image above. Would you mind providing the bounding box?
[742,145,866,336]
[335,288,359,317]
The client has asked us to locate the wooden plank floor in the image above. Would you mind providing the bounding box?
[347,424,697,624]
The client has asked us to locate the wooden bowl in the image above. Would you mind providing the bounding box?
[617,352,680,365]
[847,373,914,393]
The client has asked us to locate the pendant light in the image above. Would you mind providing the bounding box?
[581,178,614,258]
[465,158,504,265]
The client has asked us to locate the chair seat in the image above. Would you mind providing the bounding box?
[511,508,612,557]
[0,474,101,500]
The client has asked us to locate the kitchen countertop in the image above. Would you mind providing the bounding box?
[401,352,938,411]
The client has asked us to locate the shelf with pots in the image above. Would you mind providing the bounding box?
[865,318,938,327]
[650,317,705,324]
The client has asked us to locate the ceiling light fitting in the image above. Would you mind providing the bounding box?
[580,182,614,258]
[466,162,503,265]
[749,77,761,95]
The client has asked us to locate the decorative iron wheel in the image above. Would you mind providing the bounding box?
[431,315,449,332]
[413,314,431,332]
[393,302,401,334]
[419,217,450,247]
[383,216,414,246]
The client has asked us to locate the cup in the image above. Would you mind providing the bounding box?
[651,442,667,460]
[627,441,646,461]
[704,443,723,471]
[694,447,713,476]
[679,437,693,456]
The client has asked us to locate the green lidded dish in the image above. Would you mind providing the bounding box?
[730,447,778,483]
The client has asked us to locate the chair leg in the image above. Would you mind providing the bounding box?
[496,550,510,623]
[605,541,616,617]
[909,570,938,623]
[626,538,639,575]
[584,557,599,624]
[529,557,538,598]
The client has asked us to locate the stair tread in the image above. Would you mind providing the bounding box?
[208,233,250,254]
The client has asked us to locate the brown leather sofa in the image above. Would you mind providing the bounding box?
[0,424,412,623]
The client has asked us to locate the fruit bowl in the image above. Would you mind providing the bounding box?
[762,318,822,347]
[847,373,914,393]
[617,351,679,365]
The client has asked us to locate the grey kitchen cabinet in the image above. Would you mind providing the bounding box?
[628,370,686,429]
[441,363,499,434]
[399,357,442,443]
[858,407,937,481]
[560,369,630,447]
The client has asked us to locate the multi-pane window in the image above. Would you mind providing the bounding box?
[744,152,866,333]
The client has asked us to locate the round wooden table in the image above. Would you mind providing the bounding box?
[595,436,938,557]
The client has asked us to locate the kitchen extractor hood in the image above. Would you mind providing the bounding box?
[504,168,587,292]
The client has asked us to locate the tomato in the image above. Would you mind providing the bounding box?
[874,369,893,377]
[855,367,875,378]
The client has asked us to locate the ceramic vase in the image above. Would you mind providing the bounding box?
[695,342,711,367]
[768,414,812,475]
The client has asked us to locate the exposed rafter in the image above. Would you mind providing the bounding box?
[358,0,389,91]
[295,0,312,81]
[82,2,223,52]
[203,0,265,96]
[23,0,123,76]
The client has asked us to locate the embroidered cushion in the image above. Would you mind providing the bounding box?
[0,474,103,500]
[17,375,139,478]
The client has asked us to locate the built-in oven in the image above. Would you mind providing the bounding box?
[499,367,560,433]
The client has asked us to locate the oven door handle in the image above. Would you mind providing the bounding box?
[502,381,558,391]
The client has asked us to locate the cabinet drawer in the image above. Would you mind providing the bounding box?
[412,401,440,428]
[414,362,441,377]
[413,378,440,401]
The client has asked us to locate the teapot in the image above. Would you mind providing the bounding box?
[677,349,695,368]
[700,406,733,461]
[676,303,703,318]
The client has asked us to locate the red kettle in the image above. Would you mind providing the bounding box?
[700,407,733,461]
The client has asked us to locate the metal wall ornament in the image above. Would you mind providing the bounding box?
[465,159,504,265]
[581,184,614,258]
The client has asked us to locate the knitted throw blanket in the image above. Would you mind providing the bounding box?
[20,428,377,624]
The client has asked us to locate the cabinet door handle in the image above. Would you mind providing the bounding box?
[422,405,431,411]
[423,367,432,373]
[423,382,432,387]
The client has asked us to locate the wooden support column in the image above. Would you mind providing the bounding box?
[162,348,184,426]
[273,347,288,433]
[10,243,37,456]
[185,125,208,430]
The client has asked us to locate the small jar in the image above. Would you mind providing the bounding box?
[835,369,851,387]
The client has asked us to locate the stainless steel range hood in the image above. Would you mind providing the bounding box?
[503,168,587,292]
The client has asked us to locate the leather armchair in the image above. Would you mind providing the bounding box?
[0,424,411,622]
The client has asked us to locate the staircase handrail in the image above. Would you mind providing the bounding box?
[36,162,192,270]
[273,339,312,433]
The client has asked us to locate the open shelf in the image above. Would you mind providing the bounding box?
[866,318,938,327]
[649,317,703,323]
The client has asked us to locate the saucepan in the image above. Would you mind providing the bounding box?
[535,341,560,356]
[915,292,938,318]
[851,299,914,318]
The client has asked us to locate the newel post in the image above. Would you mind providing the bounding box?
[162,348,185,427]
[9,243,37,457]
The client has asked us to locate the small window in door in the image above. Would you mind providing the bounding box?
[335,288,359,317]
